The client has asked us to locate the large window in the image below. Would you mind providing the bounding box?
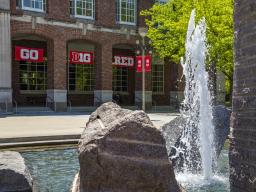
[70,0,95,19]
[112,67,128,92]
[116,0,136,25]
[19,0,46,12]
[152,56,164,93]
[69,64,95,92]
[19,60,47,91]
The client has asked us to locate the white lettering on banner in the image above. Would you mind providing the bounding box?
[15,46,44,62]
[113,56,134,67]
[83,53,91,63]
[30,50,39,60]
[20,49,39,60]
[70,51,93,64]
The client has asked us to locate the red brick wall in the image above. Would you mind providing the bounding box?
[10,0,154,28]
[46,0,71,22]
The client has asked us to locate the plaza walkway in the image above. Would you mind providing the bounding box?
[0,112,179,148]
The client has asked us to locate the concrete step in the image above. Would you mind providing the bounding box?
[68,106,96,112]
[0,135,80,149]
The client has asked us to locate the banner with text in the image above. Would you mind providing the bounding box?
[112,55,134,67]
[69,51,94,64]
[136,55,151,73]
[15,46,44,62]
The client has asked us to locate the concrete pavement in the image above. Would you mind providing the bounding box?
[0,112,179,147]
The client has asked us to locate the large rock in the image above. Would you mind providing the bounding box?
[212,105,231,157]
[162,105,231,167]
[0,151,33,192]
[72,102,181,192]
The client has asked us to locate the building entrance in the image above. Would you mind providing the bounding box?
[12,35,48,107]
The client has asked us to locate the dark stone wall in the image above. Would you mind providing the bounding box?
[230,1,256,191]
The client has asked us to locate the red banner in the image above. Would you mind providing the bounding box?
[69,51,94,64]
[112,55,134,67]
[15,46,44,62]
[136,55,152,73]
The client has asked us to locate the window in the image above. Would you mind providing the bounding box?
[70,0,95,19]
[69,64,95,92]
[112,67,128,92]
[116,0,136,25]
[152,56,164,93]
[20,0,46,12]
[19,59,47,91]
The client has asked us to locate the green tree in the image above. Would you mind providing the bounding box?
[142,0,234,98]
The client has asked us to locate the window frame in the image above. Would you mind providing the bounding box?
[116,0,137,26]
[112,66,129,93]
[72,0,95,20]
[152,56,165,94]
[68,64,95,92]
[19,59,48,92]
[21,0,45,13]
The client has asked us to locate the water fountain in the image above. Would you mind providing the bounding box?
[177,9,215,179]
[170,10,230,191]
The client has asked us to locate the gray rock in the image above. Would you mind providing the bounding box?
[212,105,231,157]
[162,105,231,168]
[0,151,33,192]
[72,102,181,192]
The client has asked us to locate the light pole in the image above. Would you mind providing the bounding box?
[136,27,152,111]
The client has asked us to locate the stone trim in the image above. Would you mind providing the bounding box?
[11,15,138,36]
[94,90,113,106]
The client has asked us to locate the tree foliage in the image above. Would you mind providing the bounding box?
[142,0,234,94]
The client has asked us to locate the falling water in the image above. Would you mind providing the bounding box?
[178,10,215,179]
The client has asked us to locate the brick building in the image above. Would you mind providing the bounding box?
[0,0,183,112]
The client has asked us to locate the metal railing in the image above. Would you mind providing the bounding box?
[13,99,18,113]
[68,100,72,112]
[152,100,157,112]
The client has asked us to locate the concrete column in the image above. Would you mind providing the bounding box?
[0,4,12,113]
[94,42,113,106]
[94,90,113,106]
[46,89,67,112]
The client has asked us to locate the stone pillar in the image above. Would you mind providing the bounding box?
[47,39,67,112]
[0,2,12,113]
[46,89,67,112]
[230,1,256,192]
[216,71,226,104]
[94,42,113,106]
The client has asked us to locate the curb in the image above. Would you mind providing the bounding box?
[0,135,80,149]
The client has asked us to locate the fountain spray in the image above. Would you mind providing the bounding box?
[179,9,215,179]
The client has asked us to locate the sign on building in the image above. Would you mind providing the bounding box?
[113,56,134,67]
[69,51,94,64]
[15,46,44,62]
[136,55,152,73]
